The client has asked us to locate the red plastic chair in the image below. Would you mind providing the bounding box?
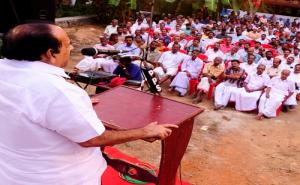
[188,64,205,95]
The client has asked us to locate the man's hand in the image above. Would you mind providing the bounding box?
[71,67,79,74]
[119,63,126,69]
[142,122,178,140]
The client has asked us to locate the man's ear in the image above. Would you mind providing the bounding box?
[40,49,56,64]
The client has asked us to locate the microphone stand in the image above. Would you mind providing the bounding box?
[139,0,162,95]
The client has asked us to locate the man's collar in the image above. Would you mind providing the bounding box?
[2,59,70,78]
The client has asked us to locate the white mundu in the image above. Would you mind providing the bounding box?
[170,56,204,96]
[154,51,187,79]
[285,72,300,105]
[258,76,295,117]
[0,59,107,184]
[234,73,270,111]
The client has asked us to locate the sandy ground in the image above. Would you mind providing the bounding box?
[64,24,300,185]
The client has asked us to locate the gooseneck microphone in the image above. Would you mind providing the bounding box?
[81,47,129,56]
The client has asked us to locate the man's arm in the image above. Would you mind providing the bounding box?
[79,122,178,147]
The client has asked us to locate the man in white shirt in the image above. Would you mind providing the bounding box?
[204,42,224,62]
[0,23,177,185]
[276,49,292,64]
[256,34,270,44]
[200,31,220,51]
[284,64,300,107]
[258,50,274,69]
[233,64,270,111]
[169,50,204,96]
[256,69,294,120]
[104,19,118,36]
[76,36,117,73]
[281,56,296,72]
[240,54,258,75]
[154,43,187,84]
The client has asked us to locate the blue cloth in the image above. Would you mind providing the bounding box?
[243,53,262,64]
[113,63,142,81]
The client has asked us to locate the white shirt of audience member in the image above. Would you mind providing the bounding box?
[158,50,188,69]
[205,47,224,62]
[245,72,270,90]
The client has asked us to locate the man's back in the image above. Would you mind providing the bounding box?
[0,59,106,184]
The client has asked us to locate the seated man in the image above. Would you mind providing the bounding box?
[75,36,117,73]
[214,60,245,110]
[113,56,142,81]
[153,43,187,84]
[145,40,161,69]
[284,64,300,109]
[266,58,282,78]
[204,42,224,62]
[234,64,270,111]
[240,54,258,75]
[258,50,274,69]
[192,57,225,103]
[168,50,204,96]
[256,69,294,120]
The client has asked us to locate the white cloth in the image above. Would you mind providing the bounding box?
[258,57,273,69]
[153,67,178,80]
[167,41,185,50]
[104,25,118,36]
[154,51,188,79]
[240,62,258,75]
[169,29,184,36]
[281,62,296,72]
[197,77,215,92]
[285,72,300,105]
[256,38,270,44]
[200,38,220,51]
[234,73,270,111]
[170,57,204,96]
[76,56,99,71]
[214,81,238,107]
[0,59,106,184]
[224,52,241,61]
[204,49,224,62]
[76,43,118,73]
[258,76,295,117]
[76,57,118,73]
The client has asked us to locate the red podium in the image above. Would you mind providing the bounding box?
[93,86,203,185]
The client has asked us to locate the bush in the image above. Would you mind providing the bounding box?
[56,0,98,18]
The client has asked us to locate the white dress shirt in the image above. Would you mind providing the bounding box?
[0,59,106,185]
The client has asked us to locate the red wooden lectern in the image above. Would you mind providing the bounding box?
[93,86,203,185]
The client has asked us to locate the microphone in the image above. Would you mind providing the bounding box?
[81,47,129,56]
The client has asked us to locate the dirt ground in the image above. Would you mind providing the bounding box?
[64,24,300,185]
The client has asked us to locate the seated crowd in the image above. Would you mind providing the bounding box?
[74,11,300,120]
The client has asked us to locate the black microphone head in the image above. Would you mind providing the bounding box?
[81,47,97,56]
